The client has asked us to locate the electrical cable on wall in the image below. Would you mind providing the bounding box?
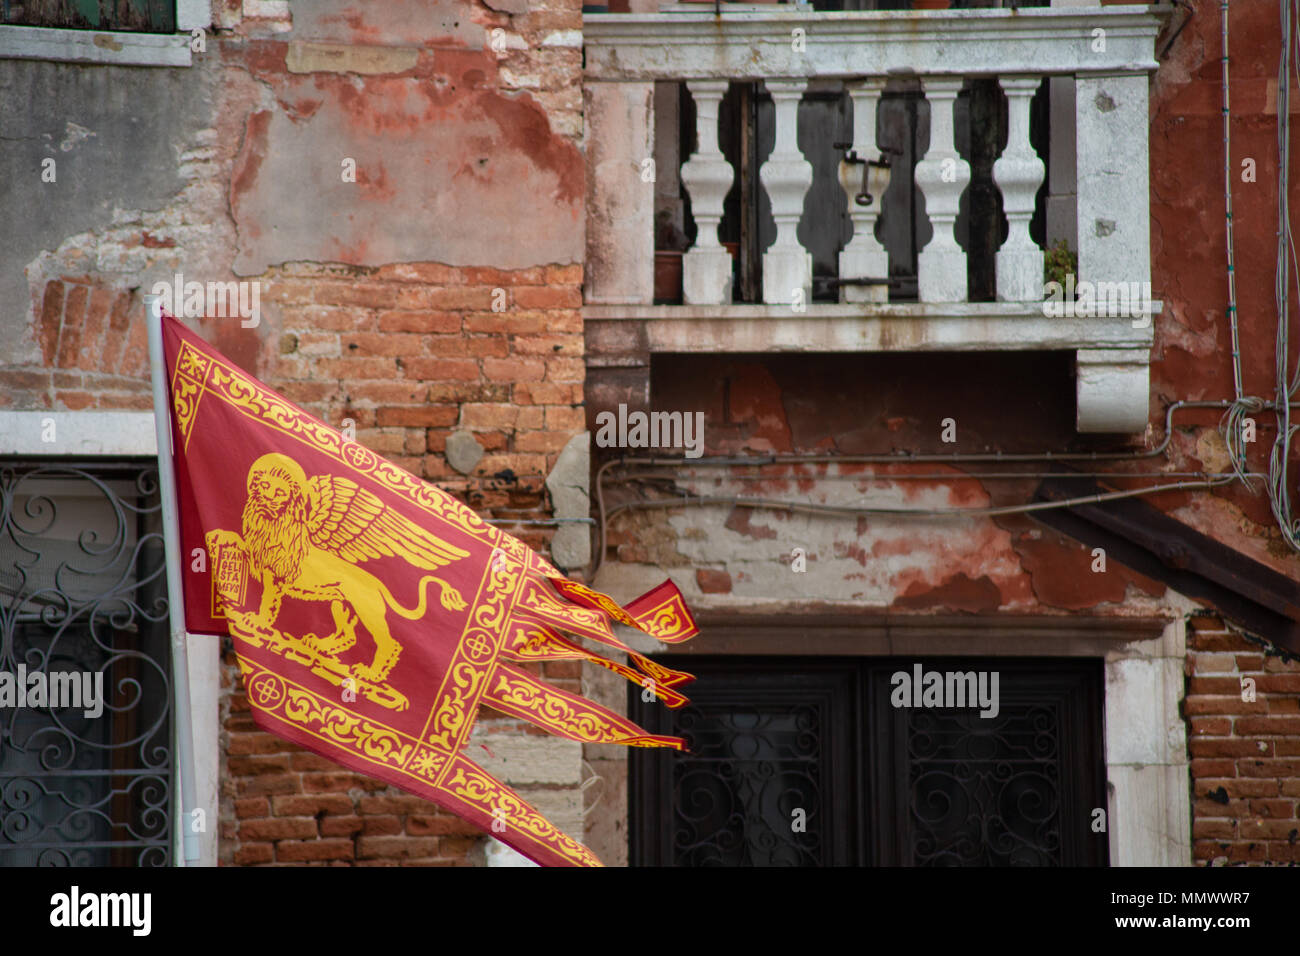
[585,3,1300,579]
[1267,0,1300,552]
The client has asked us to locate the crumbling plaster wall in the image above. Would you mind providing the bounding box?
[0,0,590,866]
[583,0,1300,616]
[580,0,1300,867]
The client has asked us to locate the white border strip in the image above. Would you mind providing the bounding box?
[0,410,158,456]
[0,24,191,67]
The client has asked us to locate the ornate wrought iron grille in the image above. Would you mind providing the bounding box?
[631,657,1106,866]
[662,702,821,866]
[904,705,1064,865]
[630,663,858,866]
[0,461,172,866]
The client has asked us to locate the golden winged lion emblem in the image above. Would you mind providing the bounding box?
[206,453,469,710]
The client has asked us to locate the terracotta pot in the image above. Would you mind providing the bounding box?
[912,0,952,9]
[655,251,683,303]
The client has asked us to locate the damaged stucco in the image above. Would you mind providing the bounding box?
[0,58,216,364]
[228,0,582,274]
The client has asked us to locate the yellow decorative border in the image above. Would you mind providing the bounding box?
[237,659,420,771]
[517,576,617,643]
[415,549,526,761]
[636,592,696,643]
[439,753,600,867]
[485,662,685,748]
[170,340,210,451]
[501,623,690,708]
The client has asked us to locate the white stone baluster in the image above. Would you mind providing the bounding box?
[914,77,970,303]
[994,76,1046,301]
[839,78,888,304]
[760,78,813,307]
[680,81,735,305]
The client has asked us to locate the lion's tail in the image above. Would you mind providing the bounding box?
[380,576,468,619]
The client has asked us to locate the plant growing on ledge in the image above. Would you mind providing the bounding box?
[1044,239,1077,292]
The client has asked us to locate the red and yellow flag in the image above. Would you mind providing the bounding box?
[161,312,697,866]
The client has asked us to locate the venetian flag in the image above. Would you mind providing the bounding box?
[159,311,697,866]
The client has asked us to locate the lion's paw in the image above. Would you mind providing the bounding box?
[351,662,389,684]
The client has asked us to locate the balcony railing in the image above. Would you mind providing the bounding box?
[583,6,1170,433]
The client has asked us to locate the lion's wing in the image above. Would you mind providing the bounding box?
[305,475,469,569]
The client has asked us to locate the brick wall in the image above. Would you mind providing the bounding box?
[0,0,589,866]
[260,264,583,528]
[216,262,586,866]
[1187,616,1300,865]
[0,279,150,410]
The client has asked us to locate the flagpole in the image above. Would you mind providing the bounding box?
[145,294,203,865]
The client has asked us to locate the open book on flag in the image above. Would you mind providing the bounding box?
[158,311,697,866]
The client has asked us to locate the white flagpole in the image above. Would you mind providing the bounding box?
[145,294,203,865]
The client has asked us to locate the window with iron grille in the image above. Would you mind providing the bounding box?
[630,656,1107,866]
[0,460,173,866]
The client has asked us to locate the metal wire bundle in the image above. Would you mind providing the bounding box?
[1265,0,1300,551]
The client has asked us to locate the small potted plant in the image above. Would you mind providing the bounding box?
[1044,239,1077,290]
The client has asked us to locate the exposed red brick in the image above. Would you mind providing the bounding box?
[342,332,423,356]
[375,406,458,427]
[235,797,270,819]
[54,391,95,410]
[56,285,89,369]
[483,357,546,383]
[696,569,733,594]
[361,815,403,836]
[426,334,508,358]
[271,795,355,817]
[320,816,366,838]
[276,839,356,862]
[39,281,64,366]
[77,286,115,370]
[234,843,274,865]
[228,732,286,755]
[239,817,319,841]
[511,286,582,309]
[376,310,461,333]
[357,836,441,860]
[237,774,301,797]
[290,753,344,772]
[544,264,582,284]
[401,357,480,381]
[406,814,482,837]
[463,266,547,286]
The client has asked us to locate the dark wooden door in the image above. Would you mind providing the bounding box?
[630,656,1108,866]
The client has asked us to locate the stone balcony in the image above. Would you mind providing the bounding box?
[582,5,1169,433]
